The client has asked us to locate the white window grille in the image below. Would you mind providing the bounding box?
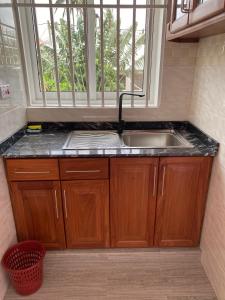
[13,0,167,108]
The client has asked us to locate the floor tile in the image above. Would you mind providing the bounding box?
[4,249,217,300]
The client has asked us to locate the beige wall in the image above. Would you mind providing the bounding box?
[0,159,17,300]
[0,6,26,299]
[27,41,197,122]
[189,33,225,300]
[0,107,26,143]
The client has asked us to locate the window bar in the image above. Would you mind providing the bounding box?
[146,0,155,106]
[12,0,31,106]
[66,0,76,106]
[131,0,136,107]
[100,0,105,106]
[116,0,120,105]
[31,0,46,106]
[49,0,61,106]
[83,0,90,106]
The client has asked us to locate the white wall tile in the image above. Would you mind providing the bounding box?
[189,33,225,300]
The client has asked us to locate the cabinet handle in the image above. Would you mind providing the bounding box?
[14,171,50,174]
[181,0,191,13]
[65,170,101,173]
[161,166,166,197]
[153,166,157,197]
[63,190,68,219]
[54,190,59,219]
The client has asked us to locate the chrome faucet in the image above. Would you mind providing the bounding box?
[118,92,145,134]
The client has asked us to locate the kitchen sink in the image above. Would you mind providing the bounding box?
[121,130,194,149]
[63,130,194,150]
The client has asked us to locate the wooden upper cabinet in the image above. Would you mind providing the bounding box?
[170,0,191,33]
[154,157,212,247]
[10,181,66,249]
[189,0,225,25]
[62,180,109,248]
[110,158,159,248]
[167,0,225,40]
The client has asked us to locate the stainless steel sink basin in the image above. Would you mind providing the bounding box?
[121,130,194,149]
[63,131,122,150]
[63,130,194,150]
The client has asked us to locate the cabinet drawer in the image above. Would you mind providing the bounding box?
[60,158,109,180]
[6,159,59,181]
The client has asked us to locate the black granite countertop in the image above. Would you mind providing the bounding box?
[1,122,219,158]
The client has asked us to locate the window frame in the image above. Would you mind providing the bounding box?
[18,1,166,108]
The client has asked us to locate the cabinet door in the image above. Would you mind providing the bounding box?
[62,180,109,248]
[110,158,159,248]
[189,0,225,25]
[154,157,212,247]
[10,181,66,249]
[170,0,191,33]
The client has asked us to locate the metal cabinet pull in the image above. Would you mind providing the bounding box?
[63,190,68,219]
[54,190,59,219]
[153,166,157,197]
[161,166,166,197]
[14,171,50,174]
[65,170,101,173]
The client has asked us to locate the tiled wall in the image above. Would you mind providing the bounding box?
[0,6,26,144]
[189,33,225,300]
[27,41,198,122]
[0,5,26,299]
[0,159,17,300]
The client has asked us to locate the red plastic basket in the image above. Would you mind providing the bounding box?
[1,240,46,296]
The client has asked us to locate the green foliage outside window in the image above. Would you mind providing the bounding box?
[39,6,145,93]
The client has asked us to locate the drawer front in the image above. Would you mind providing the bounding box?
[60,158,109,180]
[6,159,59,181]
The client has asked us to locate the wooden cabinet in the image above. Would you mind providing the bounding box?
[60,158,109,180]
[110,158,158,248]
[6,156,213,249]
[170,0,191,33]
[189,0,225,25]
[154,157,212,247]
[167,0,225,41]
[10,181,66,249]
[6,159,59,181]
[62,180,109,248]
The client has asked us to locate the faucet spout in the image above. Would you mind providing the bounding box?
[118,92,145,134]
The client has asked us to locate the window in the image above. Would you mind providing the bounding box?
[16,0,167,107]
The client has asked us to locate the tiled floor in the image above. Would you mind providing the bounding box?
[5,249,217,300]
